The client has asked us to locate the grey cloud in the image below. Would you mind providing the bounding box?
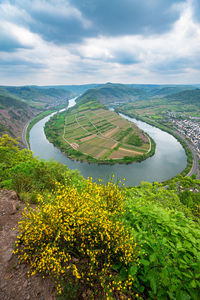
[12,0,95,44]
[109,51,140,65]
[0,35,22,52]
[6,0,186,45]
[0,28,32,52]
[0,56,45,69]
[151,57,200,74]
[72,0,185,36]
[192,0,200,22]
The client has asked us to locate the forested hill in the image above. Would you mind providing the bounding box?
[77,83,146,104]
[165,88,200,105]
[0,85,74,141]
[0,86,73,104]
[77,83,196,105]
[0,93,39,138]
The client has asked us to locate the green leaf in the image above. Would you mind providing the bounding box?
[176,241,183,250]
[150,253,157,263]
[176,290,191,300]
[112,264,121,271]
[190,280,197,288]
[141,259,150,266]
[129,264,138,275]
[150,276,157,294]
[120,267,128,280]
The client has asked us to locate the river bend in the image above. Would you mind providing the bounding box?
[29,98,187,186]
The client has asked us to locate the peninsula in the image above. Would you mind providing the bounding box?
[45,99,155,164]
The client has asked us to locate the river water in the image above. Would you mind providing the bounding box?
[29,98,187,186]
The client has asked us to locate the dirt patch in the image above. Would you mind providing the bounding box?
[103,127,119,138]
[70,142,79,150]
[119,147,143,155]
[0,189,56,300]
[80,134,97,142]
[0,109,10,119]
[108,147,143,159]
[111,142,118,149]
[112,119,128,127]
[95,148,108,159]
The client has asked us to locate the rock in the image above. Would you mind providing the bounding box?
[2,248,13,263]
[23,280,28,288]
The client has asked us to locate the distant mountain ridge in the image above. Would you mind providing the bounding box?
[0,86,73,104]
[164,88,200,105]
[77,82,196,105]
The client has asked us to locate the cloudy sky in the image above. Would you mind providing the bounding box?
[0,0,200,85]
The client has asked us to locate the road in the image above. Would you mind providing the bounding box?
[21,120,31,149]
[171,130,199,178]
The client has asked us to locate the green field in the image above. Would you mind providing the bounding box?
[118,98,200,119]
[45,101,153,163]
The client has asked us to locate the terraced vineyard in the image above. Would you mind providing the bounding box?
[45,101,154,164]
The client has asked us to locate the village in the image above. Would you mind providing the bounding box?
[167,111,200,157]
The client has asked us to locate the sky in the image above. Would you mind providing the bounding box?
[0,0,200,86]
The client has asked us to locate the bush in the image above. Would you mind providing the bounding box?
[14,180,140,298]
[0,135,32,182]
[124,196,200,299]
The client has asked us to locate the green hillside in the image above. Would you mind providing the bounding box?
[0,134,200,299]
[0,85,74,141]
[0,86,74,106]
[77,83,148,104]
[0,94,28,109]
[42,83,100,94]
[165,88,200,105]
[0,93,39,138]
[77,83,196,105]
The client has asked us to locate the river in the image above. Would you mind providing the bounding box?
[29,98,187,186]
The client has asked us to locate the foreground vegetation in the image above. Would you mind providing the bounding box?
[45,100,154,164]
[0,135,200,299]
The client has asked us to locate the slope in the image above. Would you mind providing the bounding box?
[0,93,39,139]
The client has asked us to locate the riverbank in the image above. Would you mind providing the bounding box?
[117,109,197,178]
[25,110,57,148]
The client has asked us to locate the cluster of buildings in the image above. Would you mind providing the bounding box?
[167,112,200,157]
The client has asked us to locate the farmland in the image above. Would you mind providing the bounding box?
[45,100,153,164]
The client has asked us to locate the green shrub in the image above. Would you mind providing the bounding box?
[15,180,140,298]
[124,197,200,299]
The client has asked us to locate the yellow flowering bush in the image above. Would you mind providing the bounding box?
[15,179,140,298]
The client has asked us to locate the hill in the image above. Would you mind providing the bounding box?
[77,83,196,105]
[0,85,75,143]
[165,88,200,105]
[0,86,74,108]
[77,83,148,104]
[42,84,100,95]
[0,94,39,139]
